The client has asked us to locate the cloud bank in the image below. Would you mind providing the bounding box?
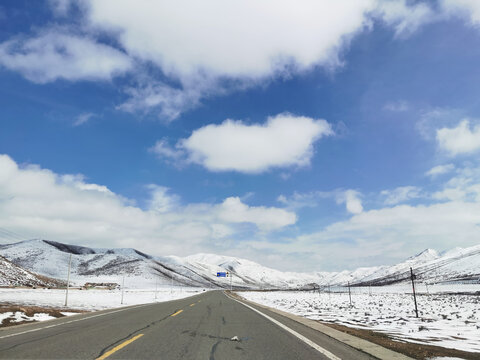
[0,155,296,255]
[248,163,480,270]
[0,0,451,119]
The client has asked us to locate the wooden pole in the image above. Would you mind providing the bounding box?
[64,254,72,307]
[121,275,125,305]
[348,281,352,306]
[410,267,418,318]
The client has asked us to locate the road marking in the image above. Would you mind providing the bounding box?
[96,333,144,360]
[189,303,195,307]
[230,296,341,360]
[171,309,183,317]
[0,304,149,340]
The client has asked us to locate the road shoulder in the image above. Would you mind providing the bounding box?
[228,291,413,360]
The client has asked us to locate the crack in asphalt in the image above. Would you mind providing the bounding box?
[0,329,71,353]
[177,306,210,359]
[181,330,233,341]
[209,340,221,360]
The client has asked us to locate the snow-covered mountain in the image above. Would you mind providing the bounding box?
[0,254,63,288]
[0,240,223,289]
[354,246,480,286]
[0,239,479,289]
[0,240,333,289]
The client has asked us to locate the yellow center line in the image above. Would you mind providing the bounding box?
[189,303,195,307]
[171,309,183,317]
[96,334,144,360]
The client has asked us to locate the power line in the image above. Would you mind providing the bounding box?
[0,227,30,243]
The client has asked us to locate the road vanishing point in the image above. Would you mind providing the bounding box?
[0,291,408,359]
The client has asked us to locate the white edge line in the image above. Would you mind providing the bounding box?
[0,304,149,340]
[228,294,341,360]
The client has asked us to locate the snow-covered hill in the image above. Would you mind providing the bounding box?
[0,239,479,289]
[0,254,63,288]
[0,240,223,289]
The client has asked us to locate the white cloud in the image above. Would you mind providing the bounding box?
[432,188,467,202]
[375,0,436,37]
[416,108,464,140]
[73,112,96,127]
[441,0,480,25]
[149,139,184,163]
[218,197,296,232]
[292,200,480,269]
[0,0,440,119]
[146,185,179,213]
[426,163,455,177]
[337,190,363,214]
[277,191,329,210]
[248,197,480,271]
[75,0,436,118]
[0,154,296,255]
[436,119,480,156]
[84,0,376,79]
[118,82,204,122]
[247,163,480,270]
[381,186,421,205]
[322,201,480,249]
[432,164,480,202]
[277,189,361,212]
[0,31,133,83]
[60,174,113,195]
[152,113,333,173]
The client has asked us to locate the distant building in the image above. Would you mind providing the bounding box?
[83,282,120,290]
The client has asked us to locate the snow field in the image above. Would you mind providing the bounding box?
[240,287,480,353]
[0,286,204,311]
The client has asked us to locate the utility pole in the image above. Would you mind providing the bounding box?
[410,267,419,318]
[121,275,125,305]
[230,272,232,291]
[347,281,352,306]
[171,273,173,294]
[64,254,72,307]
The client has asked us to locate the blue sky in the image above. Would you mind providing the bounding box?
[1,0,480,272]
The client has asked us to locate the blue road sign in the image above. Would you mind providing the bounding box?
[216,272,227,277]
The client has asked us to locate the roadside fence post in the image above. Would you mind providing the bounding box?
[121,275,125,305]
[410,267,419,318]
[348,281,352,307]
[64,254,72,307]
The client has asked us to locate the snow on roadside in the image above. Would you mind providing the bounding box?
[0,286,205,311]
[0,311,56,325]
[239,288,480,353]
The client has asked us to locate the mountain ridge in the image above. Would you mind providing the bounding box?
[0,239,479,289]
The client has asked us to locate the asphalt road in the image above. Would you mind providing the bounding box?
[0,291,376,359]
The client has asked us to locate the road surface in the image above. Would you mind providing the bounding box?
[0,291,377,359]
